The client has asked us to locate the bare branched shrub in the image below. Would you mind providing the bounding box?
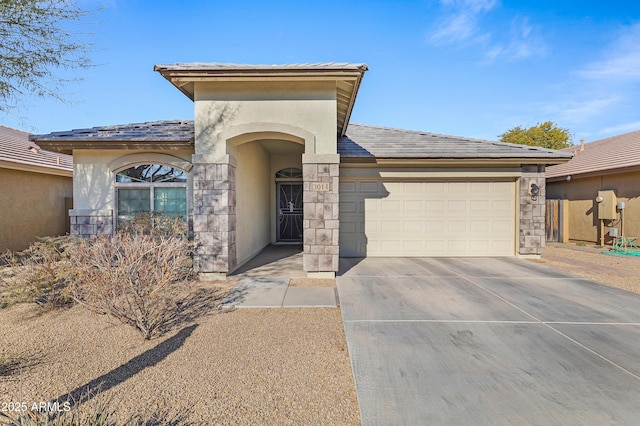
[117,212,188,237]
[0,388,190,425]
[69,218,194,340]
[0,236,77,309]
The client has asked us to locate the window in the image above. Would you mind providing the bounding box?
[115,164,187,225]
[275,167,303,179]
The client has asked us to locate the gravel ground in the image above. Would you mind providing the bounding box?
[0,282,359,425]
[535,242,640,294]
[4,243,635,424]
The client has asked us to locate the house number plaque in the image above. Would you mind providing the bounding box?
[312,182,330,192]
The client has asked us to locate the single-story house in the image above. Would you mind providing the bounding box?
[31,62,572,279]
[0,125,73,252]
[546,131,640,245]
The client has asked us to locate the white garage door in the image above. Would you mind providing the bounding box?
[340,180,516,257]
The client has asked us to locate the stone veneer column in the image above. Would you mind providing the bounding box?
[69,209,113,237]
[303,156,340,278]
[192,162,237,280]
[519,165,546,256]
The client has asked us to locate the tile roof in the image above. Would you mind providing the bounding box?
[30,120,195,154]
[154,62,368,72]
[0,125,72,174]
[546,130,640,179]
[31,120,194,142]
[339,123,573,161]
[29,120,573,162]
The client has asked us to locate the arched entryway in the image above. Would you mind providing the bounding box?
[226,132,305,270]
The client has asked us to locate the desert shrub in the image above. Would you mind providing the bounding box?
[0,391,188,425]
[117,212,188,237]
[69,218,194,339]
[0,236,77,309]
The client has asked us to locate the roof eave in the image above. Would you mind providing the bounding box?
[547,163,640,182]
[0,159,72,177]
[31,139,195,155]
[154,64,368,136]
[340,156,574,165]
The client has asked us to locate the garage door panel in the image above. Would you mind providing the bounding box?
[359,181,379,193]
[381,200,401,212]
[426,200,445,212]
[448,200,468,213]
[404,221,423,232]
[339,179,516,257]
[448,220,467,232]
[470,200,490,212]
[470,220,489,232]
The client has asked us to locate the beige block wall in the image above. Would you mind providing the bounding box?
[547,171,640,243]
[0,168,72,252]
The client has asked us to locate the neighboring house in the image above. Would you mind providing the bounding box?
[0,125,73,252]
[546,130,640,245]
[31,62,571,279]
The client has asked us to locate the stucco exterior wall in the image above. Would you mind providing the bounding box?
[547,171,640,243]
[0,168,72,251]
[193,81,337,162]
[70,149,194,235]
[231,142,271,267]
[192,81,338,277]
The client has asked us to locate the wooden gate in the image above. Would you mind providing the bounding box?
[545,199,567,242]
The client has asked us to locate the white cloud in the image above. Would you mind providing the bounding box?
[542,96,621,125]
[598,120,640,135]
[428,2,545,62]
[428,0,498,46]
[483,17,546,62]
[578,24,640,80]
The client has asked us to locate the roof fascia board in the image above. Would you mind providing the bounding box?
[547,164,640,182]
[155,64,368,136]
[340,157,573,166]
[34,140,194,155]
[0,159,72,177]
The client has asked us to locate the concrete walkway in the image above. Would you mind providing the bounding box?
[338,257,640,425]
[220,245,337,308]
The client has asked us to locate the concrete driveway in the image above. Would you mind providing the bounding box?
[337,257,640,425]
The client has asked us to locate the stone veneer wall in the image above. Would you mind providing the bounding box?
[302,162,340,273]
[69,209,113,237]
[519,165,546,255]
[192,162,237,276]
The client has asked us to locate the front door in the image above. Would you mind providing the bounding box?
[277,182,303,242]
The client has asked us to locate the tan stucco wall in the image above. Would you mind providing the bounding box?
[547,171,640,243]
[193,80,337,163]
[0,168,72,252]
[231,142,271,267]
[72,149,194,215]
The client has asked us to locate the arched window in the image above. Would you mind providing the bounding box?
[275,167,302,179]
[115,164,187,224]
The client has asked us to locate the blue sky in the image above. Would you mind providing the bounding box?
[3,0,640,143]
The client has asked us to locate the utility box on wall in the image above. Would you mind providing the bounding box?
[597,190,617,220]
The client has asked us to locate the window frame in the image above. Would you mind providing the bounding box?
[114,164,188,226]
